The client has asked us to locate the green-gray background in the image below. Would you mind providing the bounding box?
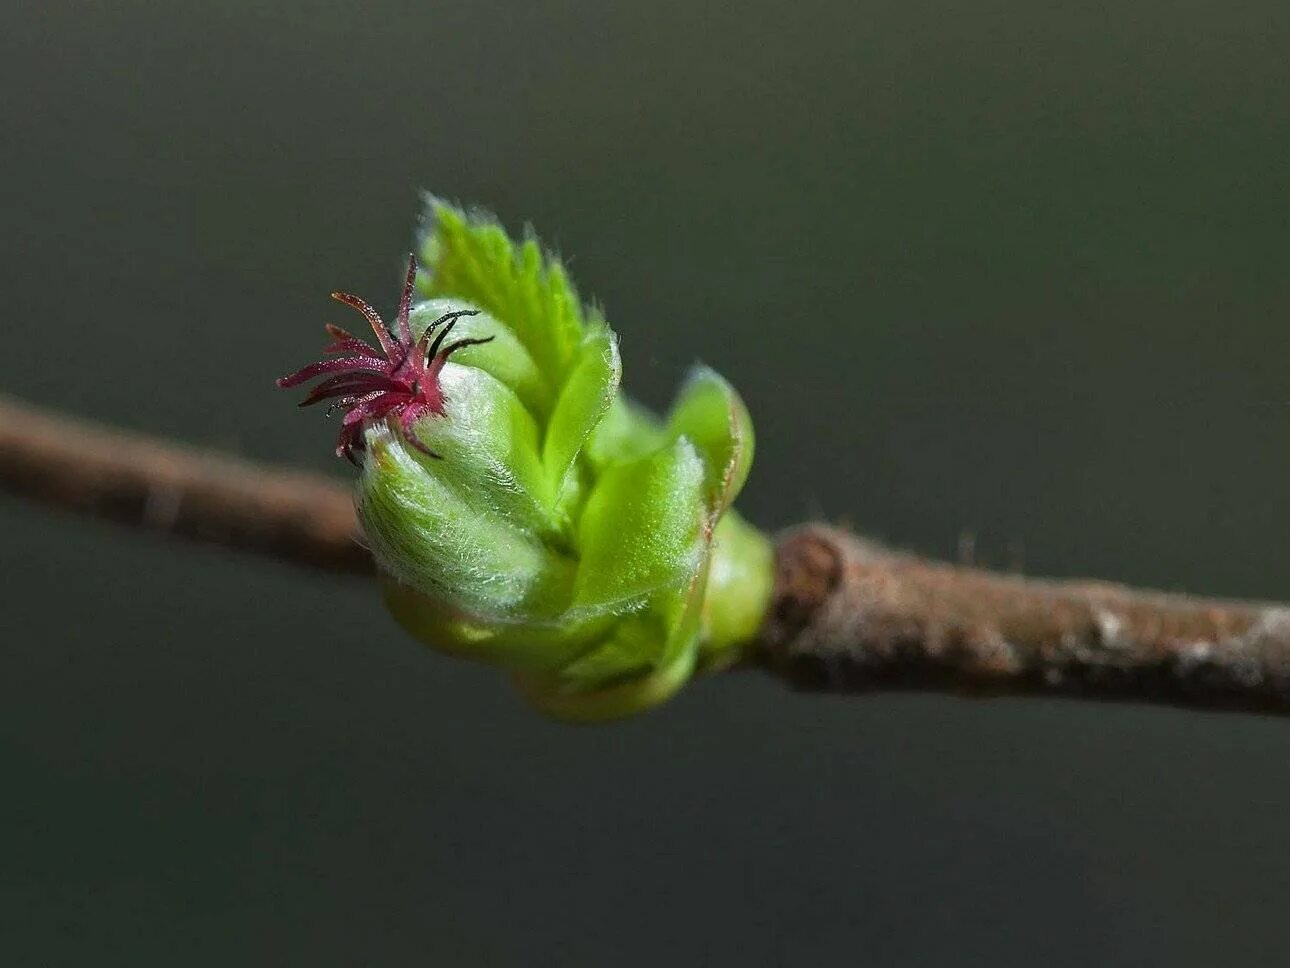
[3,1,1289,964]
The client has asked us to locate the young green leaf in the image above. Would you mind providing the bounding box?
[543,329,621,501]
[408,363,557,532]
[409,300,550,417]
[585,396,666,469]
[666,365,754,514]
[572,436,707,613]
[358,425,574,619]
[417,199,584,388]
[282,199,773,721]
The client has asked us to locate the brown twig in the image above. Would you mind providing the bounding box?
[759,526,1290,715]
[5,394,1290,716]
[0,394,372,575]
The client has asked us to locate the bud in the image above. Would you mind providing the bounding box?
[281,199,772,720]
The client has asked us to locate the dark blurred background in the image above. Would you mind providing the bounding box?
[3,1,1290,964]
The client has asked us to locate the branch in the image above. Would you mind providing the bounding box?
[5,393,1290,716]
[759,526,1290,716]
[0,394,372,575]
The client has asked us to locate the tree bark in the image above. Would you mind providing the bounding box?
[0,394,371,575]
[760,524,1290,715]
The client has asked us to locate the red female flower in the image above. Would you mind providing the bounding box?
[277,256,492,463]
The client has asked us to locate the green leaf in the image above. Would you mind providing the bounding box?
[513,642,697,722]
[585,395,665,470]
[357,424,575,620]
[417,199,584,396]
[542,329,621,500]
[665,366,754,513]
[406,362,557,532]
[382,580,616,676]
[329,198,774,720]
[556,611,667,687]
[700,509,774,657]
[572,436,706,613]
[409,299,550,418]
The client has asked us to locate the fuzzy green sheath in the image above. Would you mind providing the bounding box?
[356,200,773,720]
